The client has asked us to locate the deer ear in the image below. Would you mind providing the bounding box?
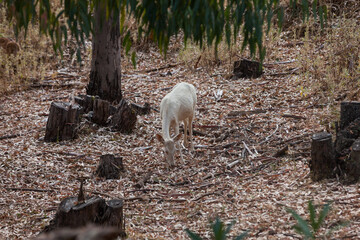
[173,133,182,142]
[156,133,164,143]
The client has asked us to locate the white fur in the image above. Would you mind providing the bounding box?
[156,82,197,167]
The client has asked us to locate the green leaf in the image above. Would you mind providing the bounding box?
[185,228,203,240]
[287,208,313,239]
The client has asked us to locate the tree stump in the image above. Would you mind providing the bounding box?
[43,196,105,232]
[95,154,124,179]
[42,196,125,237]
[346,139,360,183]
[36,225,122,240]
[310,132,336,181]
[110,99,137,133]
[100,199,125,230]
[340,101,360,130]
[75,95,99,113]
[233,59,263,79]
[92,98,111,125]
[44,102,82,142]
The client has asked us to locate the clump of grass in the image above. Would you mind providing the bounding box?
[297,16,360,102]
[0,6,58,95]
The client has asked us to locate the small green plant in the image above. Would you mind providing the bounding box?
[185,217,247,240]
[287,200,345,239]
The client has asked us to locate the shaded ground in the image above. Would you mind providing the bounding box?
[1,37,359,239]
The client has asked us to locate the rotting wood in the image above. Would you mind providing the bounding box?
[134,171,152,188]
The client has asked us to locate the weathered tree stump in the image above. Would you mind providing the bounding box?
[95,154,124,179]
[44,102,82,142]
[75,95,99,113]
[110,99,137,133]
[100,199,125,229]
[131,102,151,116]
[92,98,111,125]
[310,132,336,181]
[340,101,360,130]
[36,225,122,240]
[233,59,263,79]
[346,139,360,183]
[42,196,125,237]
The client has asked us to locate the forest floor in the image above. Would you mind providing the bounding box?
[1,29,360,239]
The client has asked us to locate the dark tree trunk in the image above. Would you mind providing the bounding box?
[310,132,336,181]
[87,4,122,103]
[95,154,124,179]
[44,102,82,142]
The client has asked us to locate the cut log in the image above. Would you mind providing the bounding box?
[36,225,122,240]
[110,99,137,133]
[131,102,151,116]
[233,59,263,79]
[42,196,125,238]
[340,101,360,130]
[95,154,124,179]
[346,139,360,183]
[44,102,81,142]
[310,132,336,181]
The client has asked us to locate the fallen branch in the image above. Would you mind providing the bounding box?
[5,187,54,193]
[259,124,279,145]
[281,114,306,120]
[139,64,178,73]
[226,159,241,169]
[0,134,20,140]
[193,191,222,201]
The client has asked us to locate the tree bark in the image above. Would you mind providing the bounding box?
[44,102,81,142]
[347,139,360,183]
[87,4,122,103]
[310,132,336,181]
[340,101,360,130]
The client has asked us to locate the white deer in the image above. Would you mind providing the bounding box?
[156,82,197,167]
